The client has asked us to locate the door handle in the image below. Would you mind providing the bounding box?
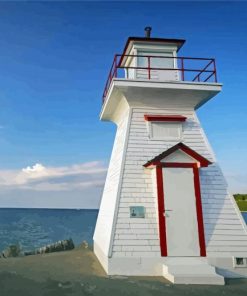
[163,209,172,217]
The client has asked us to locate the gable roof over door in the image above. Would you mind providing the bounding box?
[143,142,212,168]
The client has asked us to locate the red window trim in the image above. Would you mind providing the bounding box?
[144,115,187,122]
[156,162,206,257]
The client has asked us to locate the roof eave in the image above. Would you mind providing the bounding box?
[144,142,212,168]
[123,37,186,55]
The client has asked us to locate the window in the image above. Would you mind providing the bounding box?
[234,257,247,268]
[149,122,182,140]
[137,51,174,69]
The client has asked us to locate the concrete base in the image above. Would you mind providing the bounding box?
[94,243,247,284]
[208,257,247,278]
[162,257,225,285]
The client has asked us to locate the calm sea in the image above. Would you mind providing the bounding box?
[242,212,247,225]
[0,209,246,253]
[0,208,98,252]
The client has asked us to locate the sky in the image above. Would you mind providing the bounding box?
[0,1,246,208]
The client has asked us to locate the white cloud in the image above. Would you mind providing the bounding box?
[0,161,107,192]
[22,163,46,174]
[2,161,245,209]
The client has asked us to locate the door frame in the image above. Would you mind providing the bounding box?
[156,162,206,257]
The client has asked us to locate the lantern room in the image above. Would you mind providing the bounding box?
[119,28,185,81]
[101,28,221,122]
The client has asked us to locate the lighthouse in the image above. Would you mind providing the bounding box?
[93,28,247,284]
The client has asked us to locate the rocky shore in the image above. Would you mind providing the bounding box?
[1,239,75,258]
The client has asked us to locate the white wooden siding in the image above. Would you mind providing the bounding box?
[111,107,247,258]
[93,109,130,257]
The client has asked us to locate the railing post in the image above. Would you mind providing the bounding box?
[113,55,117,78]
[181,57,185,81]
[102,88,106,104]
[148,56,151,80]
[103,54,218,105]
[213,59,217,82]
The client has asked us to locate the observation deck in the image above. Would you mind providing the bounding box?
[103,54,218,102]
[100,36,222,121]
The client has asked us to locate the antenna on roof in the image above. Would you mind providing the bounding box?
[144,26,152,38]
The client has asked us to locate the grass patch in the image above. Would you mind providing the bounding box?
[235,200,247,211]
[234,194,247,211]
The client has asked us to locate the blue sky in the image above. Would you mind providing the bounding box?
[0,1,246,208]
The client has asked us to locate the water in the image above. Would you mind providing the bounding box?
[0,208,246,253]
[0,208,98,252]
[242,212,247,223]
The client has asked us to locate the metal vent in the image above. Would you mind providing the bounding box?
[144,26,152,38]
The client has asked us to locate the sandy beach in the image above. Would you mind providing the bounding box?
[0,246,246,296]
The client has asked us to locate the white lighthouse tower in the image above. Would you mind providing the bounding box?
[93,28,247,285]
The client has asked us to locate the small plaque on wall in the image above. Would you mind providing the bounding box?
[130,206,145,218]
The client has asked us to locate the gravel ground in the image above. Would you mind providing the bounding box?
[0,247,246,296]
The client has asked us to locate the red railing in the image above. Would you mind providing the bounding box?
[102,54,217,102]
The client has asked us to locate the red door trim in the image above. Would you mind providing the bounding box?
[156,162,206,257]
[193,165,207,256]
[156,166,167,256]
[144,143,212,168]
[162,162,195,168]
